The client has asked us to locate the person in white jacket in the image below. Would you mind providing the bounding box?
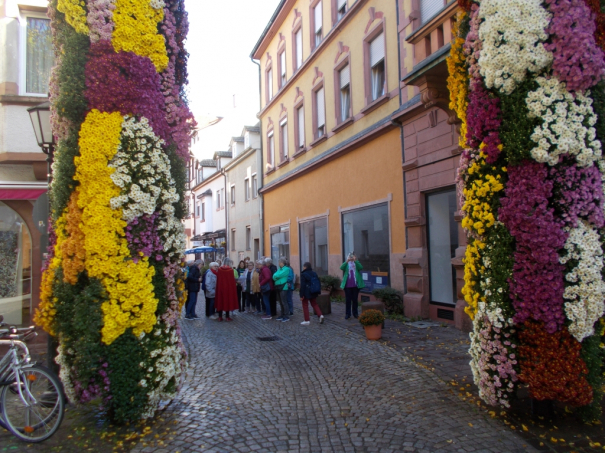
[204,262,219,318]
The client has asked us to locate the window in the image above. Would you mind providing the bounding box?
[280,118,288,161]
[245,177,250,201]
[369,33,386,101]
[279,50,287,88]
[315,87,326,138]
[266,67,273,101]
[216,191,221,210]
[270,225,290,264]
[294,28,303,70]
[421,0,445,25]
[313,1,323,48]
[339,64,351,122]
[201,202,205,221]
[231,229,236,251]
[427,190,458,304]
[246,226,251,251]
[244,132,250,149]
[267,130,275,168]
[196,203,200,217]
[342,204,390,292]
[252,174,258,198]
[337,0,347,19]
[300,217,328,276]
[197,169,203,184]
[230,185,235,205]
[296,105,305,149]
[25,17,54,95]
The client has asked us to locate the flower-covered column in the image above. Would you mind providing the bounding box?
[449,0,605,420]
[35,0,195,423]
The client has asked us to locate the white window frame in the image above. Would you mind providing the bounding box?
[201,202,205,221]
[314,1,323,48]
[230,185,236,206]
[244,177,250,201]
[369,32,386,101]
[246,226,251,251]
[316,87,326,138]
[339,64,351,121]
[279,50,287,87]
[337,0,347,19]
[295,28,303,70]
[19,10,53,97]
[267,68,273,100]
[280,118,288,160]
[297,105,305,149]
[244,132,250,150]
[252,174,258,198]
[268,130,275,168]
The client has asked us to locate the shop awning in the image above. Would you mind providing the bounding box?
[0,188,47,200]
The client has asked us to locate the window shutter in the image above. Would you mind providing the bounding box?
[339,64,350,88]
[280,52,286,77]
[370,33,385,67]
[314,2,322,33]
[421,0,444,24]
[298,107,305,147]
[295,29,303,68]
[317,87,325,127]
[338,0,346,9]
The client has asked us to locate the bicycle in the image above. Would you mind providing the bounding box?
[0,314,65,442]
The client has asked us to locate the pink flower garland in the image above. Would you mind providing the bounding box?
[545,0,605,93]
[87,0,116,42]
[466,81,502,163]
[499,161,568,333]
[126,213,164,261]
[85,41,171,142]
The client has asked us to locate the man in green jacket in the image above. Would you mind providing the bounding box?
[340,253,365,319]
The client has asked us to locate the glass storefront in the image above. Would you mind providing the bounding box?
[427,190,458,304]
[0,202,32,324]
[270,225,290,264]
[342,204,390,292]
[299,217,328,276]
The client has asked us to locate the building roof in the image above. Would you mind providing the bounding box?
[250,0,289,59]
[231,136,244,143]
[199,159,216,167]
[213,151,232,159]
[244,124,261,133]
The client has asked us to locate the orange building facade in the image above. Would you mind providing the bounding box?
[251,0,410,296]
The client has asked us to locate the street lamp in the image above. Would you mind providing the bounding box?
[27,101,56,371]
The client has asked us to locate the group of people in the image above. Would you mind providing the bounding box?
[184,253,366,325]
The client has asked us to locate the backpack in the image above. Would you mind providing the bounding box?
[309,272,321,296]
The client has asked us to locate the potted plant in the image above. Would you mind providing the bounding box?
[372,287,404,316]
[359,309,385,340]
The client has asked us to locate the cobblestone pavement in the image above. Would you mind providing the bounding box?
[130,296,534,453]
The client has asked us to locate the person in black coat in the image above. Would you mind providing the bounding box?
[185,261,202,319]
[299,262,324,326]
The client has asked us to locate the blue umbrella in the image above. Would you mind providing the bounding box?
[184,246,216,254]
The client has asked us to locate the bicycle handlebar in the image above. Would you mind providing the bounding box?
[0,325,36,341]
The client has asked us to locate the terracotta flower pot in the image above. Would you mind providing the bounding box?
[364,324,382,340]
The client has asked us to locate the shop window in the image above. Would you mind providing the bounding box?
[270,225,290,264]
[300,217,328,276]
[427,190,458,304]
[0,202,32,324]
[342,204,389,292]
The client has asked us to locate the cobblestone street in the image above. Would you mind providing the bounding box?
[128,299,533,453]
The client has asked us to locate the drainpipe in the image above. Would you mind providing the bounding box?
[251,56,264,260]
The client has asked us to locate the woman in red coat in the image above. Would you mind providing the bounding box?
[214,258,240,321]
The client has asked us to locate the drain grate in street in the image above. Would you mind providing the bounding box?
[257,336,280,342]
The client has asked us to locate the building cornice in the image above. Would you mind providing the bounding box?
[0,95,48,106]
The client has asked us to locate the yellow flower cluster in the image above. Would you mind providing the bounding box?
[60,191,86,285]
[34,214,69,335]
[112,0,169,72]
[461,151,505,237]
[446,11,469,148]
[57,0,90,35]
[76,110,158,345]
[462,238,485,320]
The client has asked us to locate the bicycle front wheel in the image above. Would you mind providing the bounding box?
[1,364,65,443]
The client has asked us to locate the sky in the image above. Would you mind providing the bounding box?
[185,0,279,160]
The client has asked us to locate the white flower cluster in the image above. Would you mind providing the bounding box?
[109,116,179,223]
[560,220,605,342]
[138,320,186,419]
[149,0,166,9]
[55,345,78,404]
[478,0,552,95]
[527,78,601,167]
[159,215,187,257]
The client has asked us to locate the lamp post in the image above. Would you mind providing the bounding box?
[27,101,56,371]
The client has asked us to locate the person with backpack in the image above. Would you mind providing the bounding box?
[299,262,324,326]
[185,261,202,320]
[340,253,365,319]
